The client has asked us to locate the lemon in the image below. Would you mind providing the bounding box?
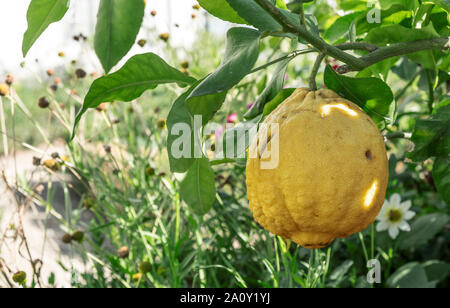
[246,88,388,249]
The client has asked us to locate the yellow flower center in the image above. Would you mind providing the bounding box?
[388,209,402,222]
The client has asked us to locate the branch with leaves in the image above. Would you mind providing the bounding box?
[254,0,449,74]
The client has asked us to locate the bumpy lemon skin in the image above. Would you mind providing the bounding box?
[246,88,389,249]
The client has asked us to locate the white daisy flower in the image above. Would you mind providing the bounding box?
[376,193,416,239]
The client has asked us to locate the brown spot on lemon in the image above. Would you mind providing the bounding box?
[246,88,388,249]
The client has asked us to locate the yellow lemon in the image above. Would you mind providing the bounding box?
[246,88,388,249]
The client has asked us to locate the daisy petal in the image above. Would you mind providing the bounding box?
[390,193,401,206]
[376,221,389,232]
[388,226,399,239]
[400,200,412,211]
[404,211,416,220]
[398,221,411,232]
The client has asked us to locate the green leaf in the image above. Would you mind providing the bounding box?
[262,88,296,117]
[365,24,440,69]
[427,0,450,12]
[225,0,306,33]
[324,12,364,42]
[197,0,248,24]
[186,27,261,125]
[94,0,145,73]
[220,116,261,160]
[379,0,417,10]
[423,260,450,283]
[225,0,283,31]
[245,57,291,119]
[180,157,216,215]
[73,53,196,137]
[275,0,288,10]
[338,0,368,11]
[323,65,395,128]
[22,0,70,56]
[328,260,354,287]
[433,157,450,204]
[387,262,436,288]
[186,92,228,127]
[167,89,196,173]
[189,27,260,98]
[407,102,450,161]
[398,213,450,250]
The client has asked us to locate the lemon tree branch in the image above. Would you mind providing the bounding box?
[337,37,450,73]
[254,0,449,74]
[254,0,367,70]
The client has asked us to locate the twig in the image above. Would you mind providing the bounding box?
[298,0,306,26]
[254,0,367,70]
[250,48,315,74]
[309,53,326,91]
[335,42,378,52]
[384,132,412,140]
[395,69,422,101]
[337,37,449,74]
[425,69,435,112]
[254,0,449,74]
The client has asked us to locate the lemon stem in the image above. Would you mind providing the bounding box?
[309,53,325,91]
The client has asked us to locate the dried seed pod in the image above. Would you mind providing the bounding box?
[180,61,189,69]
[5,74,14,85]
[62,233,72,244]
[75,68,86,79]
[0,84,9,96]
[43,159,60,171]
[32,156,41,166]
[137,39,147,47]
[159,33,169,42]
[12,271,26,284]
[71,230,84,243]
[145,166,155,177]
[103,144,111,154]
[118,246,130,259]
[38,97,50,108]
[156,118,166,129]
[132,273,143,282]
[139,261,152,273]
[96,103,107,112]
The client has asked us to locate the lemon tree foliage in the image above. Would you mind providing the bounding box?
[246,58,291,119]
[179,157,216,215]
[22,0,449,221]
[22,0,70,56]
[73,53,196,135]
[324,65,394,127]
[398,213,450,250]
[387,262,438,288]
[186,27,261,125]
[94,0,146,73]
[197,0,248,24]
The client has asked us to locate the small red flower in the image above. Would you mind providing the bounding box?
[227,112,238,124]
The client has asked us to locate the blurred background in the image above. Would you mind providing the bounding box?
[0,0,228,75]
